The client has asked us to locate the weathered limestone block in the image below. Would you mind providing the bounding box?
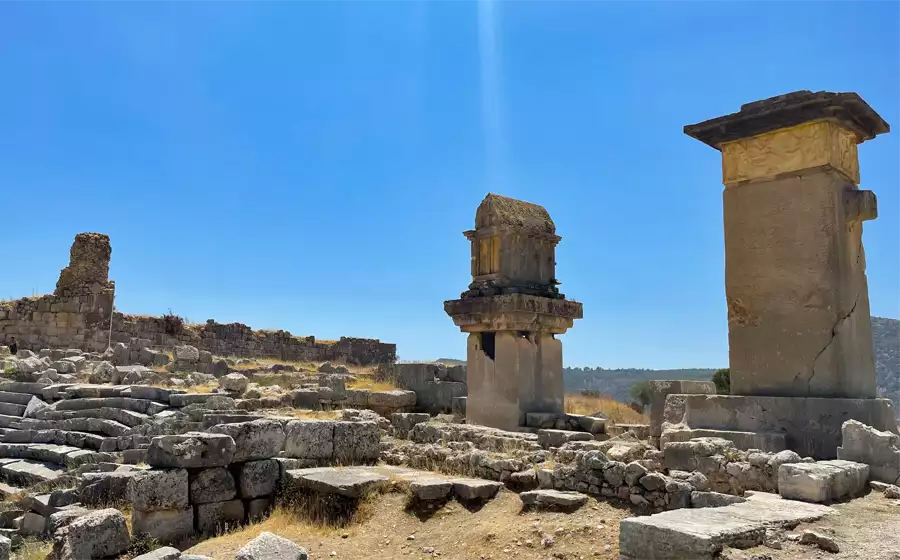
[520,489,587,510]
[283,467,389,498]
[173,345,199,363]
[51,508,129,560]
[778,460,869,503]
[390,413,430,437]
[131,507,194,545]
[537,429,593,449]
[649,380,716,438]
[190,468,237,504]
[146,433,236,468]
[207,419,285,462]
[410,478,453,501]
[284,420,334,460]
[690,491,747,508]
[333,421,380,464]
[219,373,249,393]
[131,547,182,560]
[128,468,189,510]
[78,471,135,506]
[235,531,309,560]
[836,419,900,484]
[238,459,279,499]
[367,390,416,409]
[195,499,245,535]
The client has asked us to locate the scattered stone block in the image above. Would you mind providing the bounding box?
[836,419,900,485]
[220,373,249,393]
[284,467,389,498]
[520,489,588,510]
[238,459,279,499]
[537,429,593,448]
[190,467,237,504]
[132,547,183,560]
[390,413,430,437]
[619,492,833,560]
[778,460,869,503]
[132,507,194,545]
[799,529,840,553]
[51,508,130,560]
[128,468,189,510]
[410,478,453,501]
[452,478,502,501]
[208,419,285,462]
[19,512,46,536]
[147,432,235,468]
[236,531,309,560]
[173,345,200,363]
[690,491,747,508]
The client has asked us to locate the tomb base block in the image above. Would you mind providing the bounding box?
[663,394,897,459]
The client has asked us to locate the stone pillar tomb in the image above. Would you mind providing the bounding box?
[667,91,897,458]
[444,194,583,431]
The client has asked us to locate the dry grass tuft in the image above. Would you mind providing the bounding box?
[347,374,397,392]
[16,538,53,560]
[565,393,649,425]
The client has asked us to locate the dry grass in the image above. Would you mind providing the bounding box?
[15,538,53,560]
[565,393,649,425]
[346,374,397,392]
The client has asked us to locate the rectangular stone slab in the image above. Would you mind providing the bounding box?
[284,467,389,498]
[619,492,833,559]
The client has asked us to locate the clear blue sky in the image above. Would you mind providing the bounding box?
[1,2,897,369]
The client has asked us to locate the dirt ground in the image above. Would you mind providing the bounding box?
[186,490,638,560]
[740,492,900,560]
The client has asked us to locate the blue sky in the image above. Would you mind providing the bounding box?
[1,2,897,369]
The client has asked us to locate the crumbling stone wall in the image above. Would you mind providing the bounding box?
[0,233,396,365]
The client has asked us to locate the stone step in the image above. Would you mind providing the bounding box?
[0,441,113,466]
[0,382,51,396]
[37,407,150,428]
[2,429,120,453]
[0,391,37,406]
[16,417,132,438]
[0,458,66,486]
[168,393,223,407]
[54,397,167,415]
[661,428,787,452]
[62,385,132,399]
[0,415,19,429]
[618,491,834,560]
[284,467,391,499]
[0,402,26,417]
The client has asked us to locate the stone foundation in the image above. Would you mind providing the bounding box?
[663,394,898,458]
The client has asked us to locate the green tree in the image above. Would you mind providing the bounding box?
[712,368,731,394]
[629,380,652,410]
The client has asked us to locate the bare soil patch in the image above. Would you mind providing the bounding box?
[186,490,635,560]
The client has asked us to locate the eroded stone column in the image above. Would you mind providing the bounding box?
[685,91,889,399]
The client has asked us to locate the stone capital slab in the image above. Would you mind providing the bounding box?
[444,294,582,334]
[684,91,890,187]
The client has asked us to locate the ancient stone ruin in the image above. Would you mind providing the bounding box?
[0,90,895,560]
[1,234,395,365]
[445,193,583,431]
[665,90,897,458]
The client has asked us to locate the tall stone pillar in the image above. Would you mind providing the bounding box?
[445,194,582,431]
[666,91,898,458]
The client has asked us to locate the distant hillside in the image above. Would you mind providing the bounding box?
[873,316,900,409]
[563,316,899,407]
[563,366,717,404]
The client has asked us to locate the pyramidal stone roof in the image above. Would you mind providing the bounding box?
[474,193,556,235]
